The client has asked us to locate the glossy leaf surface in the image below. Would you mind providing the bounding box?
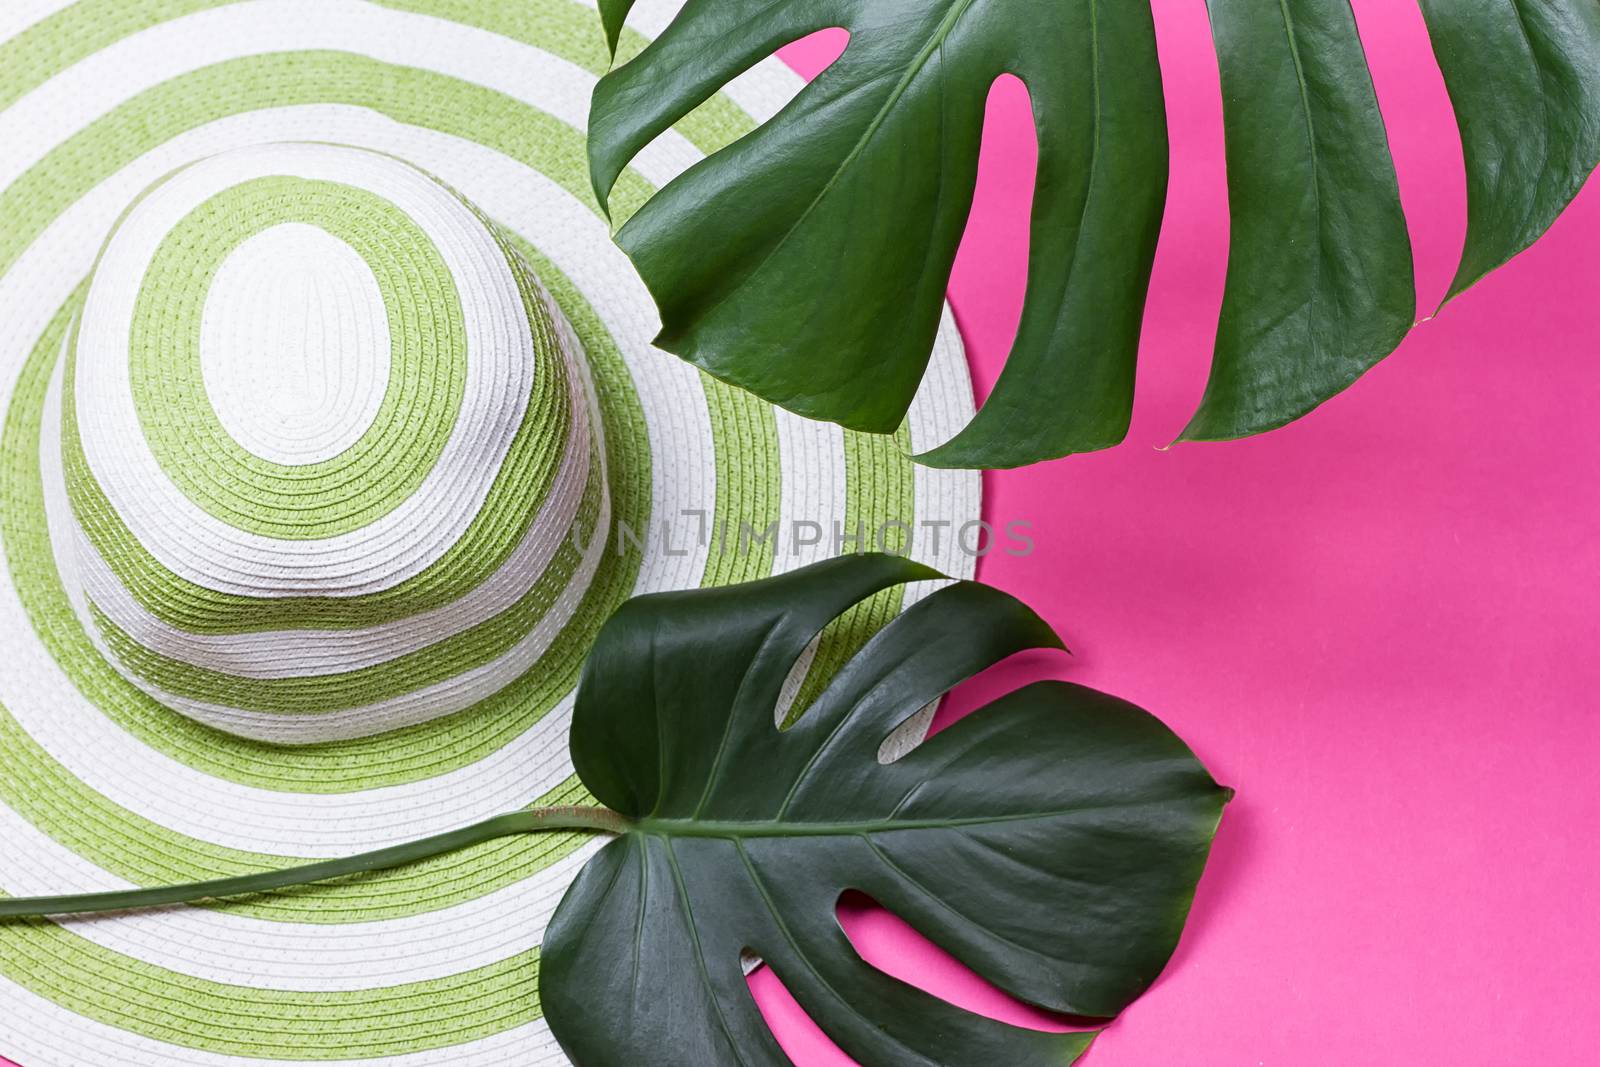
[1185,0,1414,442]
[591,0,1600,467]
[591,0,1168,468]
[1419,0,1600,304]
[541,555,1228,1065]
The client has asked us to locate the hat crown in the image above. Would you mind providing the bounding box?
[60,143,607,743]
[198,220,396,467]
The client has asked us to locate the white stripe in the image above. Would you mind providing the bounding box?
[770,412,845,579]
[0,799,604,989]
[908,307,983,584]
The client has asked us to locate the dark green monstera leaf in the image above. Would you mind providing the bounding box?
[590,0,1600,467]
[540,554,1229,1065]
[1184,0,1415,443]
[0,556,1228,1066]
[590,0,1168,468]
[1419,0,1600,305]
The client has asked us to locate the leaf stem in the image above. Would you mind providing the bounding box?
[0,805,630,919]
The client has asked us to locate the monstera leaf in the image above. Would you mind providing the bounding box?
[0,556,1229,1065]
[540,554,1229,1065]
[1419,0,1600,304]
[589,0,1600,467]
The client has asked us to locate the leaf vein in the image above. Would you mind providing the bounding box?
[664,0,981,343]
[662,836,752,1065]
[734,840,940,1065]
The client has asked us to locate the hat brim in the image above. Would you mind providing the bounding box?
[0,0,978,1063]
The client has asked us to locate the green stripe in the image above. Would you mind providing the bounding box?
[122,176,471,538]
[0,931,542,1057]
[698,373,781,589]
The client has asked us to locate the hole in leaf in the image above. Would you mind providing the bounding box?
[747,960,858,1065]
[929,645,1073,736]
[949,74,1038,409]
[773,579,924,733]
[777,27,850,80]
[620,26,852,222]
[836,891,1102,1032]
[746,903,1096,1066]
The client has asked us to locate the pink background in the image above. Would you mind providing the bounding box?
[7,2,1597,1065]
[754,1,1600,1065]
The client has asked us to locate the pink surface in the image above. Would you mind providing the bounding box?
[754,2,1600,1065]
[7,3,1597,1066]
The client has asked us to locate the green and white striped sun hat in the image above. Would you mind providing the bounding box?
[0,1,979,1064]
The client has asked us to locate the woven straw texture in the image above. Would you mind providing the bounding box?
[0,0,980,1063]
[67,142,611,741]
